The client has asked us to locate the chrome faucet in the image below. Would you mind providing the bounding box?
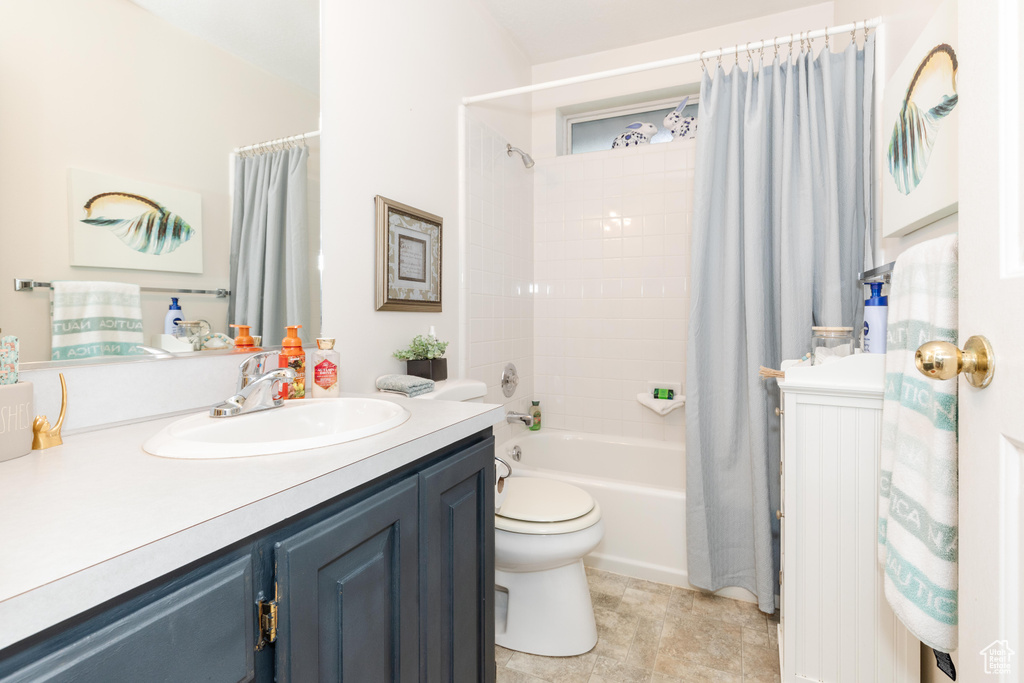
[506,411,534,427]
[210,351,297,418]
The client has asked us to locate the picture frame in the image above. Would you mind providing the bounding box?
[67,168,203,274]
[375,195,442,312]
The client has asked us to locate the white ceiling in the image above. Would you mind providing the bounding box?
[481,0,826,64]
[128,0,319,94]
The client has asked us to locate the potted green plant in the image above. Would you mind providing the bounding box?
[393,334,449,381]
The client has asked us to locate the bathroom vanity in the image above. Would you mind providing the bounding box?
[0,396,502,682]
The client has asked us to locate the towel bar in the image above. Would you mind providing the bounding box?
[13,279,230,298]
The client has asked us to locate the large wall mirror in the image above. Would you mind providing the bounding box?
[0,0,321,366]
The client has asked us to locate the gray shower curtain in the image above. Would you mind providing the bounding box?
[686,36,875,612]
[228,147,311,344]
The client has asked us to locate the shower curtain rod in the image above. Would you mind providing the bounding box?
[234,130,320,155]
[463,17,881,105]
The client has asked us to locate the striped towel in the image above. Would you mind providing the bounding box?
[51,281,145,361]
[375,374,435,397]
[877,235,958,653]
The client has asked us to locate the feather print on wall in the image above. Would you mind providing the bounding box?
[81,191,195,255]
[887,43,958,195]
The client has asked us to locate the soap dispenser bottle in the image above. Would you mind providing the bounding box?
[529,400,542,431]
[230,324,258,352]
[278,325,306,399]
[863,282,888,354]
[164,298,183,335]
[312,338,340,398]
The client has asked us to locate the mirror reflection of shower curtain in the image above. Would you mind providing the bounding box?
[686,35,875,613]
[228,147,311,344]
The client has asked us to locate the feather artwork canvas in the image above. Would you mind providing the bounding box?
[882,0,958,238]
[68,169,203,273]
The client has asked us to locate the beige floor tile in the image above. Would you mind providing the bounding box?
[665,587,696,619]
[742,644,781,678]
[658,612,743,675]
[497,667,549,683]
[625,617,663,670]
[586,567,631,598]
[591,655,653,683]
[653,654,743,683]
[497,645,516,667]
[767,622,779,650]
[627,577,675,597]
[691,592,768,630]
[618,587,671,621]
[741,626,769,648]
[593,607,640,661]
[506,650,599,683]
[591,590,624,612]
[650,674,683,683]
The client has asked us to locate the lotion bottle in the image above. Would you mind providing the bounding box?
[164,298,183,335]
[863,283,888,354]
[312,338,340,398]
[278,325,306,399]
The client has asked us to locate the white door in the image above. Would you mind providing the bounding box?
[957,1,1024,679]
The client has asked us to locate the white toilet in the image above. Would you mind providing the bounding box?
[494,477,604,657]
[401,379,604,656]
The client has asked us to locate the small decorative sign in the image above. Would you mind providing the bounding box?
[375,195,442,312]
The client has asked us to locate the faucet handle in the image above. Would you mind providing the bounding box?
[237,351,277,390]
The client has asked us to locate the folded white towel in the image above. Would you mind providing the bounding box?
[636,393,685,416]
[877,235,958,652]
[51,281,144,361]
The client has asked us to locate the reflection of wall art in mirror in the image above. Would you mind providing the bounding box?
[68,168,203,274]
[375,195,442,312]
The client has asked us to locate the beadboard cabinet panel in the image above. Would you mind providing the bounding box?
[0,557,254,683]
[779,356,918,683]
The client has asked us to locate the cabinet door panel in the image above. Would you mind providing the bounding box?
[1,557,254,683]
[420,438,495,683]
[275,478,419,683]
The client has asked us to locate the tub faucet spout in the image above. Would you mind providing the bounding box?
[506,411,534,427]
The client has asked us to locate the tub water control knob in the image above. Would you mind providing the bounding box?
[509,445,522,461]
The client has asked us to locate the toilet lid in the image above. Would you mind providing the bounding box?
[496,477,595,523]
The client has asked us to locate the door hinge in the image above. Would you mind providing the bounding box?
[256,595,278,650]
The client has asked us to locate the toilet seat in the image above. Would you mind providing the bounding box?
[496,478,601,535]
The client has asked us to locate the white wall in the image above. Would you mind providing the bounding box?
[465,114,534,443]
[529,3,836,161]
[0,0,319,362]
[320,0,532,393]
[533,142,694,442]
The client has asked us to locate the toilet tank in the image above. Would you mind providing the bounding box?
[414,379,486,402]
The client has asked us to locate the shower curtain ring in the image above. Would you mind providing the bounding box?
[699,50,706,71]
[825,26,829,49]
[735,44,739,66]
[774,37,779,59]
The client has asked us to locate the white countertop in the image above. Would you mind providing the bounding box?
[0,394,504,650]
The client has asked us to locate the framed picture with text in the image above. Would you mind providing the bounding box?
[374,195,442,312]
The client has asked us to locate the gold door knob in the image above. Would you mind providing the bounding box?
[776,509,784,520]
[915,335,994,388]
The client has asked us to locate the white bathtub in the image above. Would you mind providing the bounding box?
[497,430,688,588]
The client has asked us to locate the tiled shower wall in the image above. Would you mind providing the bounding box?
[464,114,534,444]
[532,141,695,442]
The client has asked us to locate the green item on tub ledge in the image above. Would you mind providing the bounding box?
[529,400,541,431]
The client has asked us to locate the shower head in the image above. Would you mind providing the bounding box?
[506,143,535,169]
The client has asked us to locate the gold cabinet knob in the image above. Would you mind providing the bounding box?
[915,335,994,388]
[776,509,784,520]
[775,407,783,417]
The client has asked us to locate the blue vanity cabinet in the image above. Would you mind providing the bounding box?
[419,439,495,683]
[0,430,496,682]
[273,477,420,682]
[0,556,256,683]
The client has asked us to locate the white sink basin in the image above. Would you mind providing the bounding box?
[143,398,411,459]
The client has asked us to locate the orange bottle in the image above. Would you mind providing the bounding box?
[230,324,259,352]
[278,325,306,399]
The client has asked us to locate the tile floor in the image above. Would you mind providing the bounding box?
[496,567,781,683]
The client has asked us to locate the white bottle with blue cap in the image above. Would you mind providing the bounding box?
[164,297,184,335]
[863,283,887,353]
